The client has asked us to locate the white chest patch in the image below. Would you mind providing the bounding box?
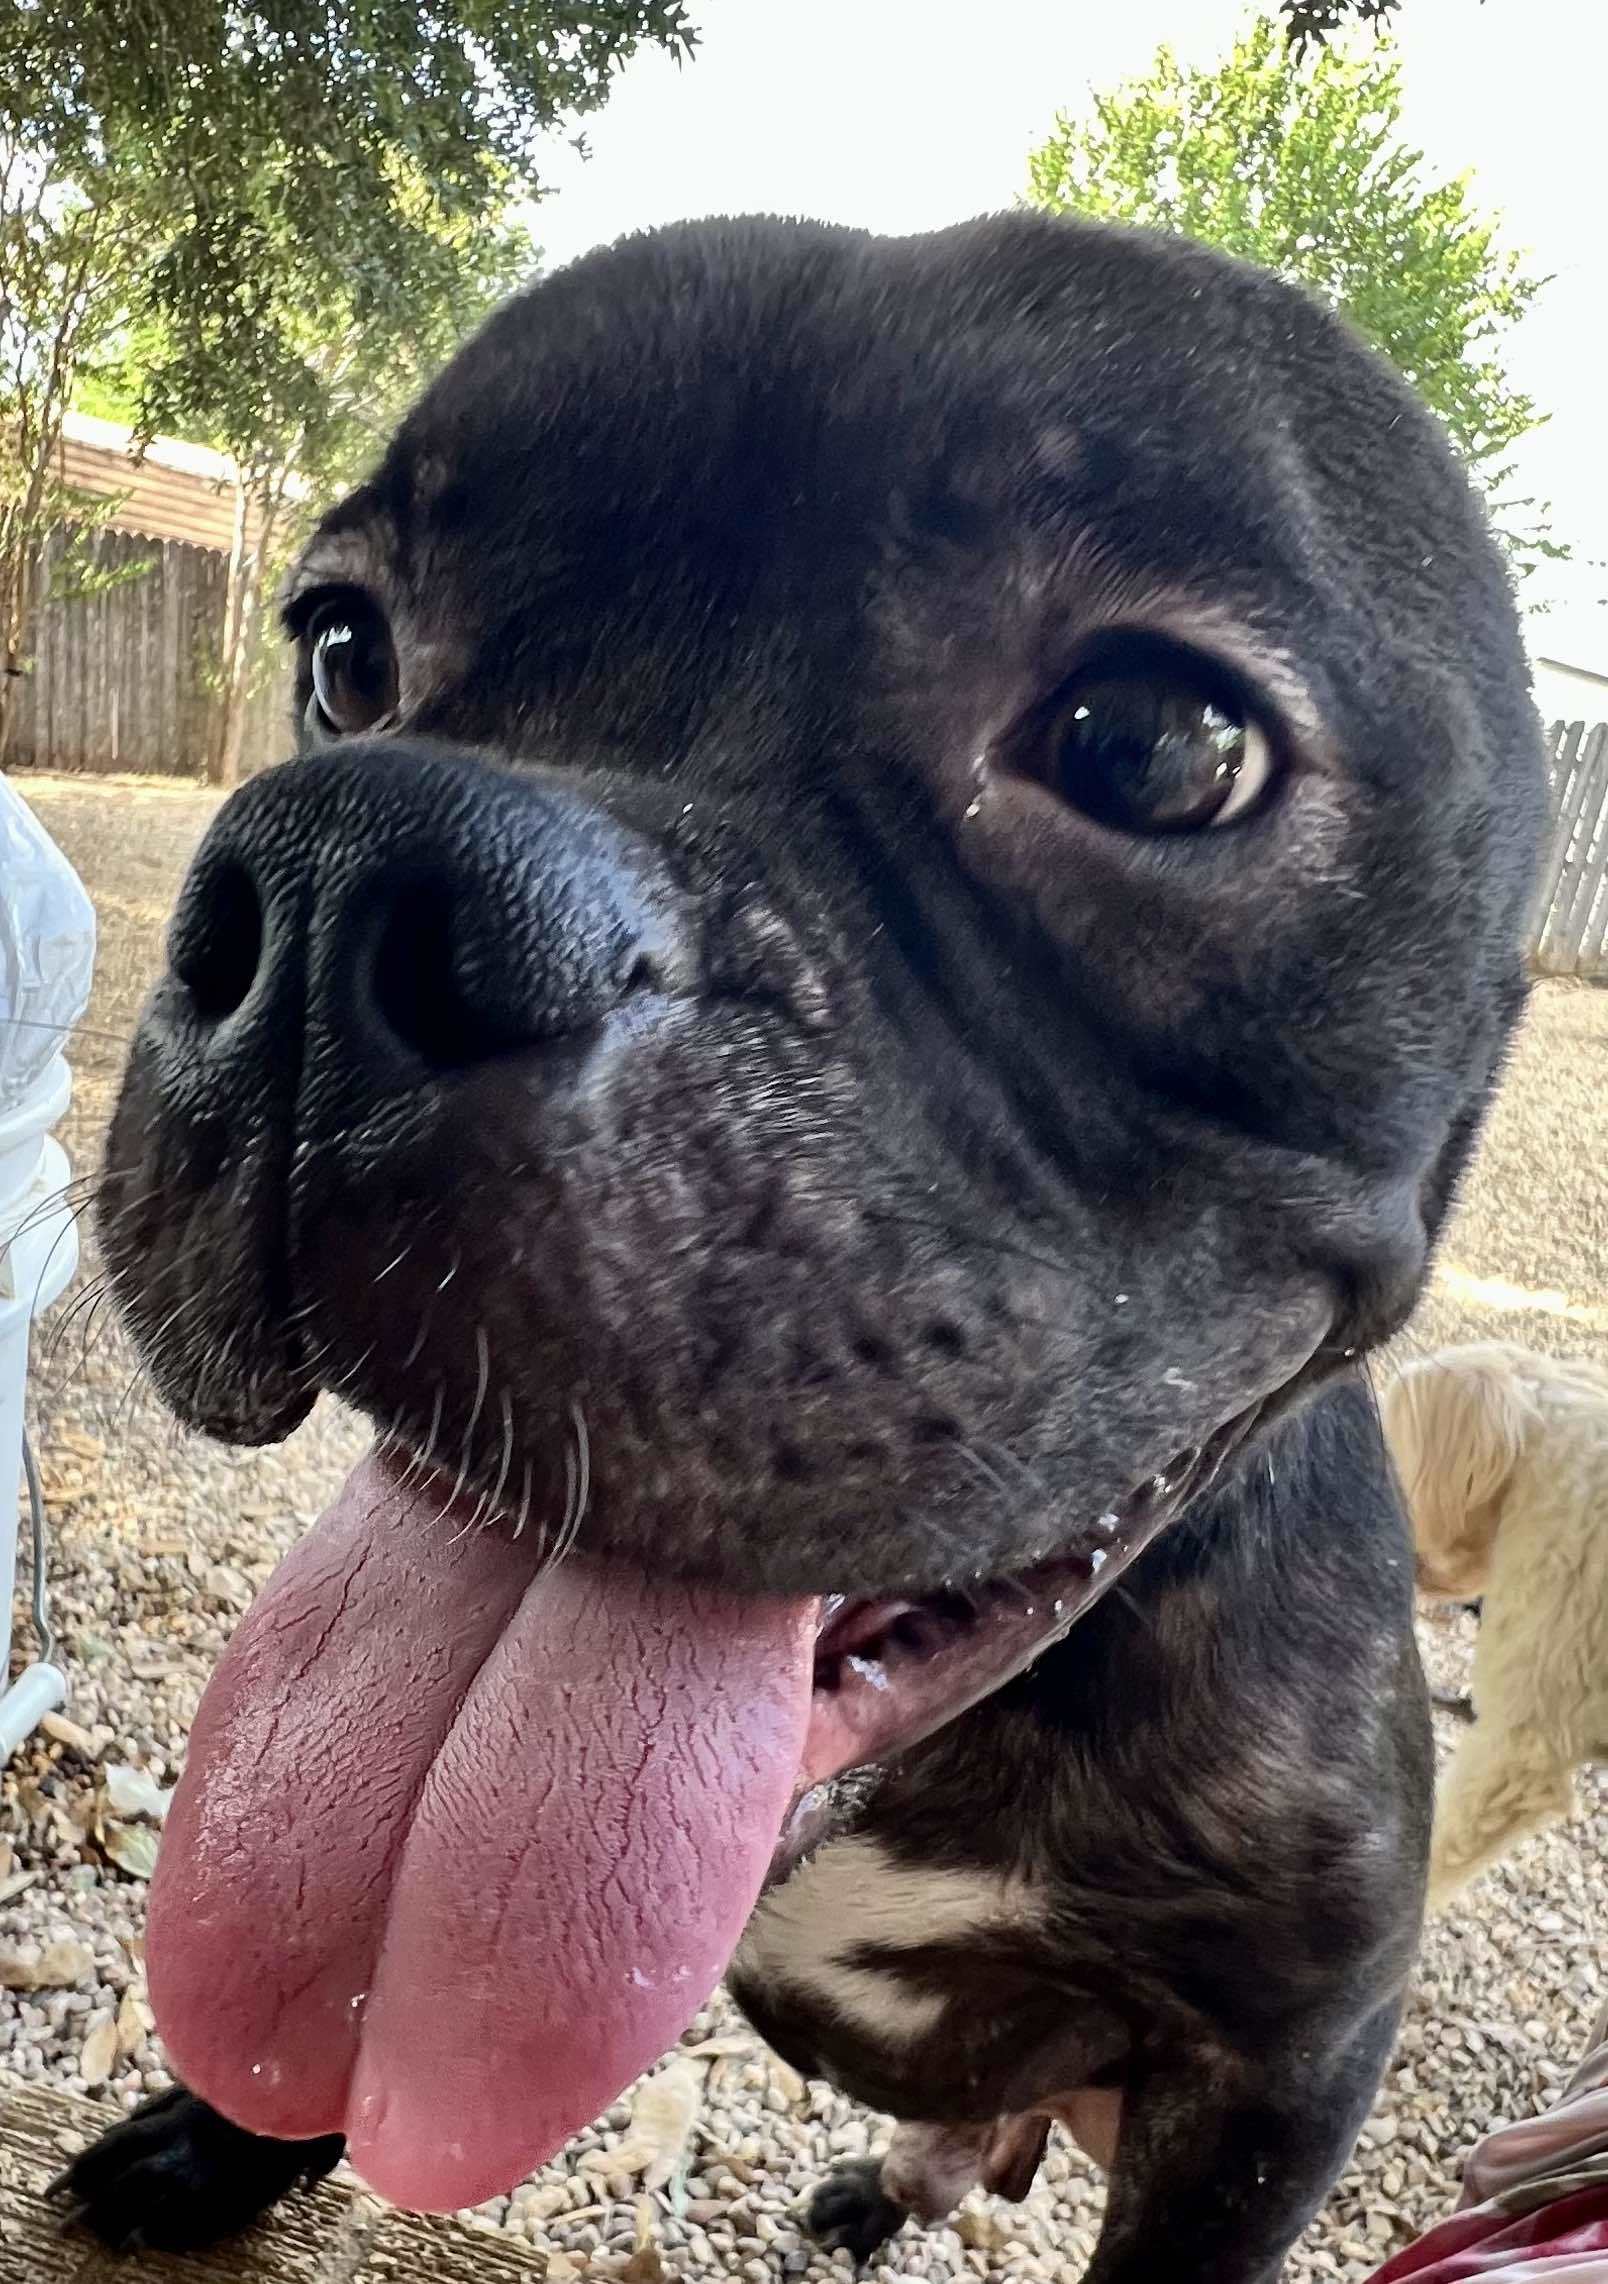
[734,1832,1042,2048]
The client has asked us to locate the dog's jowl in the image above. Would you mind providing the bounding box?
[56,215,1547,2281]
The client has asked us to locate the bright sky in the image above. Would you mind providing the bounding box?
[526,0,1607,662]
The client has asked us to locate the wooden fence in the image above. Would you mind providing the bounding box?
[1534,718,1608,980]
[3,525,287,779]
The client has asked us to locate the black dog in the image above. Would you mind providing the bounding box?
[56,214,1546,2280]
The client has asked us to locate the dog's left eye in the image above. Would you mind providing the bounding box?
[306,598,399,737]
[1031,646,1275,835]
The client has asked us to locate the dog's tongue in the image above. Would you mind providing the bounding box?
[147,1451,815,2213]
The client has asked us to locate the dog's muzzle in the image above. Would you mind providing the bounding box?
[158,740,691,1156]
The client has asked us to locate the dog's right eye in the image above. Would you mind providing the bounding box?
[307,598,399,737]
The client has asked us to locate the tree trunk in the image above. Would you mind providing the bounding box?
[0,554,34,771]
[208,470,288,788]
[208,475,253,786]
[0,187,106,770]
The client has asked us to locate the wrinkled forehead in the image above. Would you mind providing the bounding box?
[283,215,1498,772]
[293,227,1310,605]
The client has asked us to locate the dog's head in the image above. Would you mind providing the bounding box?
[102,214,1546,2208]
[1382,1343,1537,1596]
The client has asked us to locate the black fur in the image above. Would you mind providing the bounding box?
[64,212,1546,2276]
[48,2087,342,2253]
[805,2157,913,2260]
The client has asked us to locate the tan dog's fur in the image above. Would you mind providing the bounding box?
[1381,1342,1608,1911]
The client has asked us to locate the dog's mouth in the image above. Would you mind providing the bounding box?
[775,1445,1226,1876]
[143,1422,1248,2215]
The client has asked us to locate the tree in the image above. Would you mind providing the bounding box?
[1,2,693,776]
[1280,0,1484,47]
[89,187,538,783]
[1027,19,1561,588]
[0,5,693,400]
[0,135,150,761]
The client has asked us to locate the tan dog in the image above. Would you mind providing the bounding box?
[1382,1342,1608,1910]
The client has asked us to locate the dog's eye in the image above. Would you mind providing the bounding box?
[1033,647,1274,835]
[307,599,398,737]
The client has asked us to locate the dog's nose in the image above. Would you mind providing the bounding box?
[162,743,690,1116]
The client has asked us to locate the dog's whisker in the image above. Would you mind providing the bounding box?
[37,1269,112,1379]
[401,1293,441,1372]
[111,1292,200,1431]
[65,1284,119,1396]
[444,1328,494,1538]
[462,1422,506,1539]
[976,1436,1057,1510]
[512,1455,537,1542]
[1107,1582,1158,1634]
[108,1358,152,1438]
[327,1341,378,1409]
[22,1215,93,1324]
[560,1414,586,1560]
[487,1385,517,1520]
[2,1175,101,1252]
[410,1382,448,1495]
[551,1398,592,1566]
[952,1439,1022,1510]
[558,1439,577,1554]
[0,1013,134,1051]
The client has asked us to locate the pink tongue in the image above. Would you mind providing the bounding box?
[147,1452,816,2213]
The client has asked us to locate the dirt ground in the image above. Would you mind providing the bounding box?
[4,771,1606,2283]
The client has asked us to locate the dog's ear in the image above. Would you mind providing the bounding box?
[1379,1348,1535,1598]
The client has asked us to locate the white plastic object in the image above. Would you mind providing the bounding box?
[0,1656,68,1759]
[2,776,95,1755]
[1,1061,81,1753]
[1,774,96,1115]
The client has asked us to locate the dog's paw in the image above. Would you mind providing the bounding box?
[804,2157,910,2261]
[47,2084,345,2253]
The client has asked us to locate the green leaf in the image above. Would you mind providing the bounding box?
[2,2,693,761]
[1024,14,1561,586]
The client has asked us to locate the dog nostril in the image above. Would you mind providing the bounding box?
[369,879,488,1070]
[180,861,264,1022]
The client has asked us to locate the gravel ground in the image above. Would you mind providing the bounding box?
[4,771,1606,2283]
